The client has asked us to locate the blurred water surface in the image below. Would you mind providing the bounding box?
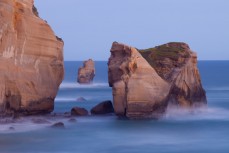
[0,61,229,153]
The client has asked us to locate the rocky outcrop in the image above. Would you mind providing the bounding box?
[139,42,207,107]
[108,42,170,119]
[77,59,95,84]
[90,100,114,115]
[76,97,87,102]
[68,118,77,122]
[71,107,88,116]
[51,122,65,129]
[0,0,64,116]
[108,42,206,119]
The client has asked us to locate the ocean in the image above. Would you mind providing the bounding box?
[0,61,229,153]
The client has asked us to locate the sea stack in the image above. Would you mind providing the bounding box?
[0,0,64,116]
[77,59,95,84]
[108,42,206,119]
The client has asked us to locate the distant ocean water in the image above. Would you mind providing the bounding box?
[0,61,229,153]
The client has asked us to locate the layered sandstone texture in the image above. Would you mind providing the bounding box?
[108,42,206,119]
[77,59,95,84]
[0,0,64,115]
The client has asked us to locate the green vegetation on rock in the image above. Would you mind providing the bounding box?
[138,42,190,67]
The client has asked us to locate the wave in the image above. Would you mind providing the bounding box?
[0,119,49,133]
[0,117,71,133]
[59,82,109,89]
[164,106,229,121]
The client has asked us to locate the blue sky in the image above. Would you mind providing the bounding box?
[35,0,229,61]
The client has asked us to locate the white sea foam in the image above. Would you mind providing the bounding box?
[55,95,100,102]
[59,82,109,89]
[0,121,48,133]
[55,97,78,102]
[0,117,69,133]
[164,106,229,121]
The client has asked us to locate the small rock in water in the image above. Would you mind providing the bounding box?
[51,122,65,128]
[77,59,95,84]
[76,97,87,102]
[68,118,77,122]
[91,100,114,115]
[71,107,88,116]
[9,127,15,130]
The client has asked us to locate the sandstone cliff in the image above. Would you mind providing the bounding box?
[108,42,206,119]
[139,42,207,107]
[77,59,95,84]
[108,42,170,119]
[0,0,64,115]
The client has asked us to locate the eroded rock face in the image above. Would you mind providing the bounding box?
[108,42,206,119]
[108,42,170,119]
[139,42,207,107]
[77,59,95,84]
[0,0,64,116]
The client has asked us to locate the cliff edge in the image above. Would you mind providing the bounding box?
[0,0,64,116]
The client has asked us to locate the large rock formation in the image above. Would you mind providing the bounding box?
[0,0,64,116]
[108,42,206,119]
[139,42,207,107]
[77,59,95,84]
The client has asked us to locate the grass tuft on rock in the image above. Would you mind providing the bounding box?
[138,42,190,68]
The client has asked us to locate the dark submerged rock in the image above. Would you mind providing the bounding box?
[9,127,15,130]
[91,100,114,115]
[68,118,77,122]
[51,122,65,128]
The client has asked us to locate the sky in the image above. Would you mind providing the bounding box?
[35,0,229,61]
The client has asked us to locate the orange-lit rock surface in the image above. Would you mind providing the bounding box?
[108,42,170,119]
[77,59,95,84]
[108,42,206,119]
[0,0,64,115]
